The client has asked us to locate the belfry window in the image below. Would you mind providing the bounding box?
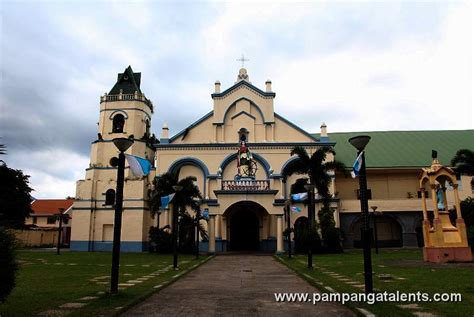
[112,114,125,133]
[105,189,116,206]
[238,128,249,143]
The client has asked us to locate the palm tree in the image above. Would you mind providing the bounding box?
[283,146,347,252]
[451,149,474,176]
[149,171,206,252]
[283,146,346,206]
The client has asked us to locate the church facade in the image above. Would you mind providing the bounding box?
[70,66,474,253]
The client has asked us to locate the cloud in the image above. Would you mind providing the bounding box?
[0,1,471,198]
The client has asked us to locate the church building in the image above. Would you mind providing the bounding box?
[70,66,474,253]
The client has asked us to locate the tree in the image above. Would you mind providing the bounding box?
[283,146,347,252]
[149,171,205,253]
[0,144,27,302]
[451,149,474,176]
[0,162,33,228]
[459,197,474,251]
[0,228,18,303]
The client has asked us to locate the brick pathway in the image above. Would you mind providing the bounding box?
[122,255,355,316]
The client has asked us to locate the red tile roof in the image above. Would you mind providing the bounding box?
[31,199,74,216]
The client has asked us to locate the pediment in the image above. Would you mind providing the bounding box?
[211,80,275,99]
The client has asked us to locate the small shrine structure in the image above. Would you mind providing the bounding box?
[419,151,472,263]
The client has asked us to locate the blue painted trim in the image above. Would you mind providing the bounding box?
[215,239,228,252]
[168,157,210,178]
[199,241,209,252]
[109,110,128,120]
[274,112,320,142]
[273,199,286,206]
[154,142,333,149]
[219,152,271,178]
[260,239,277,252]
[70,241,148,252]
[202,199,219,206]
[91,138,155,151]
[211,80,276,98]
[72,207,150,211]
[168,157,209,197]
[319,136,330,142]
[169,111,214,142]
[280,156,301,177]
[231,110,256,120]
[75,198,147,202]
[160,138,169,144]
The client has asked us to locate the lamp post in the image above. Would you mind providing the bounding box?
[194,199,201,260]
[172,185,183,269]
[284,200,292,259]
[110,137,134,294]
[304,184,315,269]
[349,135,373,294]
[371,206,381,254]
[56,208,65,255]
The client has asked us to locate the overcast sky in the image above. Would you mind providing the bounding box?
[0,0,472,199]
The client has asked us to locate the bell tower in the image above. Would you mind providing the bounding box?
[71,66,156,252]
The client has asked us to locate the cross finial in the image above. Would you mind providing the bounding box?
[236,54,249,68]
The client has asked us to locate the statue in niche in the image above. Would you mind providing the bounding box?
[237,141,257,178]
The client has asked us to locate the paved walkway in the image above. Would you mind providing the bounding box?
[122,255,355,316]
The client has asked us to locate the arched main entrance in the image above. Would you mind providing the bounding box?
[225,201,266,251]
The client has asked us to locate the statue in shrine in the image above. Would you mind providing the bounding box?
[436,186,445,211]
[237,141,257,177]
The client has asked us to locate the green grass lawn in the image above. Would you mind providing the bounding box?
[0,250,209,317]
[278,249,474,317]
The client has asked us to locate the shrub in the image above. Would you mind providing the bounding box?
[294,227,322,254]
[319,206,343,253]
[149,226,173,253]
[0,228,18,303]
[467,226,474,252]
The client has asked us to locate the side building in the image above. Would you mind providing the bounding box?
[325,130,474,248]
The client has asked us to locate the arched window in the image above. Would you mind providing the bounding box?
[105,189,116,206]
[112,114,125,133]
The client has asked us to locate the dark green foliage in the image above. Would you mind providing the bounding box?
[319,206,343,253]
[149,226,173,253]
[460,197,474,250]
[294,227,322,254]
[149,171,206,253]
[460,197,474,227]
[0,228,18,303]
[178,213,197,253]
[290,178,308,198]
[284,146,347,252]
[0,162,33,229]
[149,171,202,217]
[451,149,474,175]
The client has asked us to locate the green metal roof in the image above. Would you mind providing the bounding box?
[312,130,474,169]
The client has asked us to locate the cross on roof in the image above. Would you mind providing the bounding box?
[236,54,249,68]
